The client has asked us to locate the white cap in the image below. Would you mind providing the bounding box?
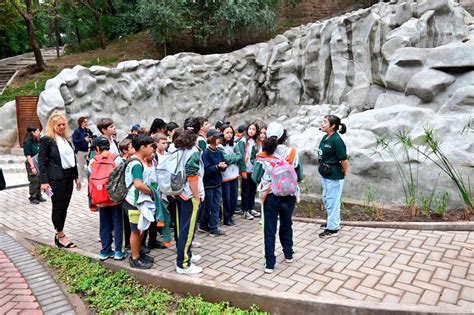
[266,122,284,139]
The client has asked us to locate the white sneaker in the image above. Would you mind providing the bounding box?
[190,255,201,263]
[243,211,254,220]
[176,264,202,274]
[250,209,261,217]
[285,258,294,263]
[192,241,202,248]
[264,268,274,274]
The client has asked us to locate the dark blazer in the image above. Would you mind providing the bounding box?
[38,136,78,184]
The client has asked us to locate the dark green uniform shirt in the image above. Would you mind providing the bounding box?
[23,139,39,157]
[318,132,347,180]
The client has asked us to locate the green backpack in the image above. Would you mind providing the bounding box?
[106,157,141,203]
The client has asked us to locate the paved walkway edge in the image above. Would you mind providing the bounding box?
[1,228,89,315]
[20,234,474,315]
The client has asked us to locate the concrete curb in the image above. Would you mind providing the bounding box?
[18,233,474,315]
[293,217,474,231]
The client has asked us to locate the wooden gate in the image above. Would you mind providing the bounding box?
[15,96,41,147]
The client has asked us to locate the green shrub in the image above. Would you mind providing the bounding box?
[36,245,266,315]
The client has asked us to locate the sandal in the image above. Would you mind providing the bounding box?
[56,234,76,248]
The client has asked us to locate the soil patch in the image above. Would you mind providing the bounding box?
[295,200,469,222]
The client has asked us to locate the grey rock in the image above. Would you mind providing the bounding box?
[405,68,456,102]
[438,85,474,113]
[0,101,18,147]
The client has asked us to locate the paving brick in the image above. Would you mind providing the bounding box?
[398,271,416,284]
[41,300,69,312]
[337,287,366,300]
[356,285,385,299]
[0,302,17,313]
[305,281,325,294]
[13,301,40,310]
[419,290,441,306]
[412,280,443,293]
[440,288,459,304]
[452,266,468,279]
[375,284,404,296]
[394,282,424,295]
[401,292,421,304]
[433,268,451,281]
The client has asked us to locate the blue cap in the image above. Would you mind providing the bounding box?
[130,124,140,131]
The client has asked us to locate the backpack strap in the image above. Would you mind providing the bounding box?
[286,148,296,165]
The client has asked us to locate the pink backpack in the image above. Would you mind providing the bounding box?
[258,148,298,197]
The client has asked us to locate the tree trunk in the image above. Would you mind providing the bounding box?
[94,13,105,49]
[10,0,47,72]
[106,0,117,16]
[54,13,62,58]
[26,16,46,71]
[74,23,81,44]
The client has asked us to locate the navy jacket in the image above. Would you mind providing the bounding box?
[202,147,226,188]
[72,127,92,153]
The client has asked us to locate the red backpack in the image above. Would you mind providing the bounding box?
[89,153,119,207]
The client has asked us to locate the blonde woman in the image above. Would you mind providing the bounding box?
[39,111,81,248]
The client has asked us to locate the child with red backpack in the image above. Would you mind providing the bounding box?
[88,136,127,261]
[252,122,304,274]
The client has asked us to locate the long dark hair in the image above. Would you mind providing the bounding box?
[221,124,235,146]
[262,130,287,155]
[173,128,198,150]
[325,115,347,134]
[244,122,260,141]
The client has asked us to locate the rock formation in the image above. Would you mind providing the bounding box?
[1,0,472,207]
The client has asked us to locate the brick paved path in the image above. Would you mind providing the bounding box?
[0,231,75,314]
[1,186,474,311]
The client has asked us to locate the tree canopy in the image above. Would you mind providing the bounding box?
[1,0,300,60]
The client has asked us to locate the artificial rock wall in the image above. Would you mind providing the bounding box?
[1,0,473,207]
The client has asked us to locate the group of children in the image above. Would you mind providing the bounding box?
[80,114,347,275]
[81,116,277,273]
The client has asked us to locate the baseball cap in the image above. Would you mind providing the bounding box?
[207,129,223,138]
[130,124,140,131]
[91,136,110,148]
[266,122,284,139]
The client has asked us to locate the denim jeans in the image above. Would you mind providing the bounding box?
[99,204,124,254]
[262,194,296,269]
[201,186,222,233]
[321,177,344,230]
[222,179,238,224]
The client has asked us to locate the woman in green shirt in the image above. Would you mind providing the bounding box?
[318,115,348,239]
[23,125,44,204]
